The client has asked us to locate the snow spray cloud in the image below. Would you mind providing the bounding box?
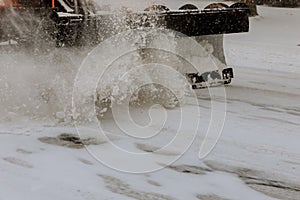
[0,47,87,121]
[0,10,87,121]
[72,28,227,173]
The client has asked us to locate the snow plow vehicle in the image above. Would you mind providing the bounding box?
[0,0,250,88]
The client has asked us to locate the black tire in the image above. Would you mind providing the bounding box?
[179,4,198,10]
[230,3,251,15]
[204,3,229,10]
[144,5,170,12]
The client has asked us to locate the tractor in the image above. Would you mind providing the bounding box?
[0,0,250,88]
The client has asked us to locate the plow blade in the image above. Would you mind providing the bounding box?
[162,9,249,36]
[93,6,250,40]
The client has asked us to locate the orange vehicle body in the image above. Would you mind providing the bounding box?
[0,0,55,8]
[0,0,22,8]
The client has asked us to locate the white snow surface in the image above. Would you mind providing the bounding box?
[1,3,300,200]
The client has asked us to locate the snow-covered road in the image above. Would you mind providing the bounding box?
[1,4,300,200]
